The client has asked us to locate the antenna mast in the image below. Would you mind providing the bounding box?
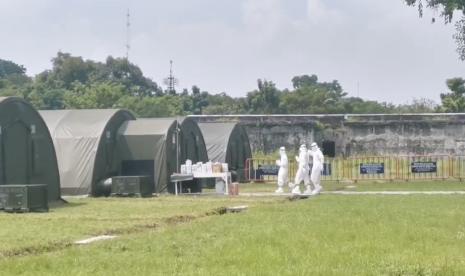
[164,60,178,94]
[169,60,174,92]
[125,9,131,60]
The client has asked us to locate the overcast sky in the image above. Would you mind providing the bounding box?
[0,0,464,104]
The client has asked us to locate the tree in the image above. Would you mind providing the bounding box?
[50,52,95,88]
[203,92,247,115]
[25,84,67,110]
[405,0,465,60]
[99,56,163,97]
[395,98,438,113]
[281,86,344,114]
[40,53,163,97]
[342,97,394,114]
[0,59,26,78]
[0,59,31,99]
[291,75,318,89]
[246,79,281,114]
[4,55,445,117]
[64,82,125,109]
[191,85,209,115]
[281,75,348,114]
[439,78,465,112]
[117,95,186,117]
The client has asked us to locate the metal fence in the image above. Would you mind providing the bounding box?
[397,155,450,180]
[451,156,465,180]
[343,156,397,181]
[245,155,465,182]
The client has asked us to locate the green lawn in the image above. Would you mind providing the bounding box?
[0,196,278,256]
[3,185,465,275]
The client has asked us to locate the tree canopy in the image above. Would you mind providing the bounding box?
[405,0,465,60]
[0,53,450,116]
[439,78,465,112]
[0,59,26,78]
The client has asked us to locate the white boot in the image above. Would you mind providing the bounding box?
[288,182,294,193]
[275,187,284,193]
[291,184,301,195]
[311,186,322,195]
[303,185,312,195]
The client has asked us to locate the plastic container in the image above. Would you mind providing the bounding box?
[212,163,223,173]
[229,182,239,196]
[215,180,225,194]
[185,159,192,174]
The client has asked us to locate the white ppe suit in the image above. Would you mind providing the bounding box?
[292,145,310,194]
[308,144,324,195]
[275,147,288,193]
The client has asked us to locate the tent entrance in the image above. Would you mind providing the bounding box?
[2,121,31,184]
[121,160,154,180]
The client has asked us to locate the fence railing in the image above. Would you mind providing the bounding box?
[245,155,465,182]
[451,156,465,180]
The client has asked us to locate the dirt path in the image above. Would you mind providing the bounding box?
[239,191,465,197]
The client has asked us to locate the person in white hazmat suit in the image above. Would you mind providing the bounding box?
[290,144,311,194]
[275,147,288,193]
[307,142,324,195]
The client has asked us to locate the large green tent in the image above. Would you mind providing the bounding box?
[0,97,61,201]
[40,109,135,196]
[178,118,209,166]
[117,117,208,193]
[198,123,252,182]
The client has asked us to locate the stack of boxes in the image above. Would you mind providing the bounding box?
[180,160,229,175]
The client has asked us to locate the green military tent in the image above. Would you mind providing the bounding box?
[0,97,61,201]
[198,123,252,182]
[178,118,209,166]
[117,117,208,193]
[40,109,135,196]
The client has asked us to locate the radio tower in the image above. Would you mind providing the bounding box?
[164,60,178,95]
[125,9,131,60]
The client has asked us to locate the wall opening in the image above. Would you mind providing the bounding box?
[322,140,336,157]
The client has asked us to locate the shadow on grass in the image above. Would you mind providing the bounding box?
[49,199,87,209]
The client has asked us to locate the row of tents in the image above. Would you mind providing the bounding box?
[0,97,252,202]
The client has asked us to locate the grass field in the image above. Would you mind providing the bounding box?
[3,181,465,275]
[0,196,278,256]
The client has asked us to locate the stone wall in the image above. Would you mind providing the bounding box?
[189,114,465,157]
[342,114,465,156]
